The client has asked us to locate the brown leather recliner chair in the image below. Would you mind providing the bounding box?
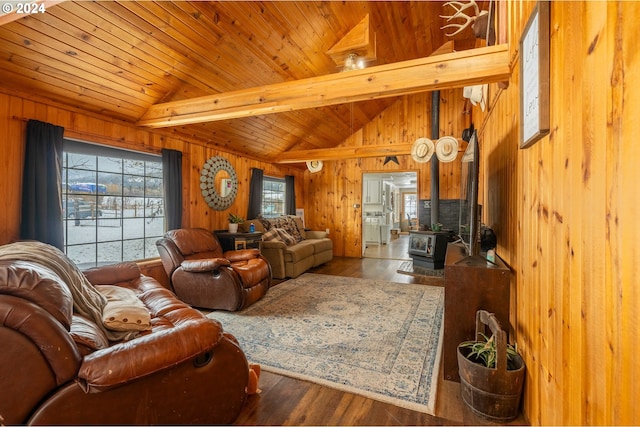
[156,228,271,311]
[0,243,249,425]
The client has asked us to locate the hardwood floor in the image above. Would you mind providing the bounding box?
[233,247,528,426]
[363,233,412,260]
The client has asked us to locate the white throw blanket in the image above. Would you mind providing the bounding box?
[0,240,134,343]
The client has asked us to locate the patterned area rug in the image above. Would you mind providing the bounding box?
[207,273,444,414]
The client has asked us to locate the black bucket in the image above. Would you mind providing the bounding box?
[457,310,526,422]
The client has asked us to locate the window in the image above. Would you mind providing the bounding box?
[404,193,417,219]
[261,176,285,218]
[62,140,164,267]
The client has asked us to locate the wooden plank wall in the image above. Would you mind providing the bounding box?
[0,87,468,261]
[302,89,470,258]
[0,90,306,247]
[478,1,639,425]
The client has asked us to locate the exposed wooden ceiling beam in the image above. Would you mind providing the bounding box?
[138,44,510,128]
[276,143,415,164]
[275,138,466,164]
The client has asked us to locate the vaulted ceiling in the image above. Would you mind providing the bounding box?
[0,1,488,163]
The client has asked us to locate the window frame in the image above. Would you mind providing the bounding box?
[61,139,165,267]
[261,176,286,218]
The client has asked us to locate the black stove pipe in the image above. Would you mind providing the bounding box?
[430,91,440,228]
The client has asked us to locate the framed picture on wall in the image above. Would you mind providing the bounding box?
[520,1,550,148]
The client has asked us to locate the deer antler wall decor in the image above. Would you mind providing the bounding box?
[440,0,495,45]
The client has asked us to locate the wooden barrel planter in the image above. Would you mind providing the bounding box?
[457,310,526,422]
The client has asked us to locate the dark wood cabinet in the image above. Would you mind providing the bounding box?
[443,243,511,381]
[214,231,263,252]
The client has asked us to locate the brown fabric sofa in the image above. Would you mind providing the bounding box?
[241,216,333,279]
[0,241,249,425]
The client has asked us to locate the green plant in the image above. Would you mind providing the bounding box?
[459,333,520,370]
[228,213,244,224]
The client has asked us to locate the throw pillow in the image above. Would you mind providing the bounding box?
[275,228,297,246]
[96,285,152,332]
[258,218,272,231]
[271,216,304,243]
[289,216,307,240]
[262,228,281,242]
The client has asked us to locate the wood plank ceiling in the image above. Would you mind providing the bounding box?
[0,1,483,163]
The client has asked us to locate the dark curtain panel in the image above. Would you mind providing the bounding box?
[247,168,264,219]
[285,175,296,215]
[161,149,183,231]
[20,120,65,250]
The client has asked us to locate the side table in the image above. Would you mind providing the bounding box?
[214,230,263,252]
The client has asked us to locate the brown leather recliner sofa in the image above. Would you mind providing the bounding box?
[0,241,250,425]
[156,228,271,311]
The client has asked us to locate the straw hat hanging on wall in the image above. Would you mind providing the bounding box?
[435,136,459,162]
[463,84,487,112]
[411,138,435,163]
[306,160,323,173]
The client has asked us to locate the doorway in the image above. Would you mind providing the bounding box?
[362,171,417,259]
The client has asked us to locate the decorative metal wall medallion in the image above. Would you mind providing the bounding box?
[199,156,238,210]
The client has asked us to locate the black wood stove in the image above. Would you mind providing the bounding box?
[408,230,449,270]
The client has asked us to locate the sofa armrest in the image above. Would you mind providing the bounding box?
[181,258,230,273]
[259,240,286,250]
[77,315,224,392]
[83,262,141,285]
[258,243,286,279]
[0,295,82,385]
[305,230,327,239]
